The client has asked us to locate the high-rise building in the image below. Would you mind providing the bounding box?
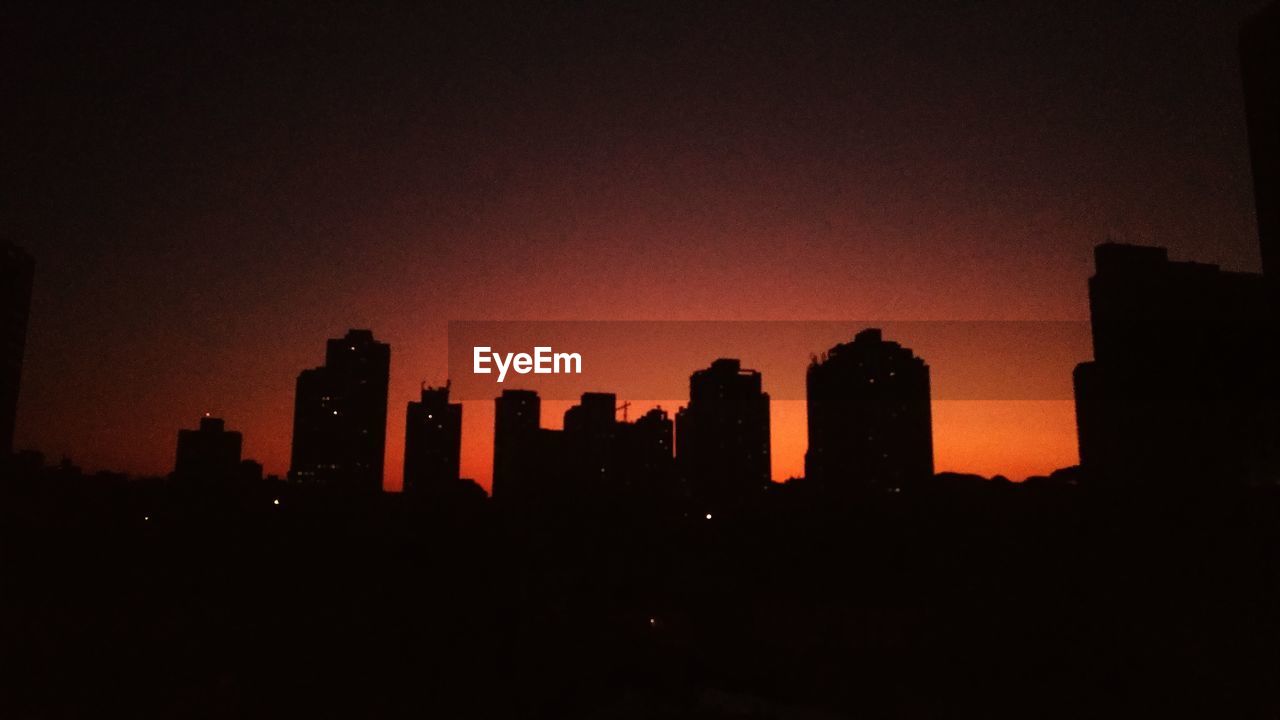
[403,382,463,495]
[1073,243,1272,485]
[560,394,678,499]
[617,406,676,495]
[563,392,619,485]
[676,358,771,511]
[492,389,542,501]
[629,407,674,466]
[805,329,933,491]
[1,242,34,457]
[289,329,390,492]
[563,392,617,438]
[1241,2,1280,324]
[174,416,243,484]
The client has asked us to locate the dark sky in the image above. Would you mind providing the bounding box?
[3,0,1269,487]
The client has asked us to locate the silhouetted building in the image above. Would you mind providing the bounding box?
[174,416,243,484]
[1241,2,1280,324]
[403,382,463,495]
[492,389,676,507]
[1,242,34,457]
[676,359,771,511]
[492,389,541,501]
[239,459,264,484]
[563,392,617,438]
[1073,243,1272,485]
[617,406,676,496]
[558,393,679,501]
[289,329,390,492]
[624,406,674,475]
[530,427,568,494]
[563,392,619,486]
[805,329,933,491]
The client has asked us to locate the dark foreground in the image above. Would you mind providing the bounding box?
[2,472,1278,719]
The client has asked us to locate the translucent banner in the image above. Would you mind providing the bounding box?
[447,320,1090,401]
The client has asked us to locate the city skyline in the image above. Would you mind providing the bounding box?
[10,0,1269,489]
[3,312,1084,488]
[7,0,1270,489]
[0,269,1263,489]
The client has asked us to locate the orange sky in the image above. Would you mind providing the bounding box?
[446,398,1078,493]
